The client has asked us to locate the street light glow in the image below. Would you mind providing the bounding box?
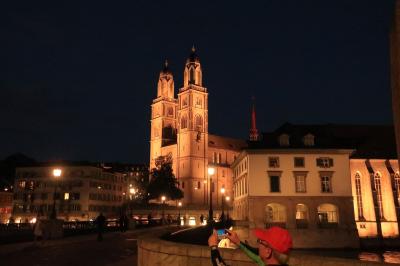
[129,188,136,194]
[208,167,215,175]
[221,187,225,194]
[226,196,230,201]
[178,202,182,207]
[161,195,166,202]
[53,168,62,177]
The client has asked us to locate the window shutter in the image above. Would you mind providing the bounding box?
[329,158,334,167]
[316,158,322,167]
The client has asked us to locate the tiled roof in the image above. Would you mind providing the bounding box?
[249,123,397,159]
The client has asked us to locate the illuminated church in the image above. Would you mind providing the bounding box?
[149,47,246,206]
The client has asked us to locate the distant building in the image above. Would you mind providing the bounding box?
[13,164,127,221]
[232,123,399,247]
[0,191,13,223]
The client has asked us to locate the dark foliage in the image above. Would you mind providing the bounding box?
[146,158,183,201]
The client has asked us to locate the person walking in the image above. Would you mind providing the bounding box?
[200,214,204,225]
[95,212,106,241]
[33,216,44,246]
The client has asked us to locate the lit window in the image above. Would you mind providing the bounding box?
[355,173,364,220]
[294,173,307,193]
[321,175,332,193]
[316,157,333,168]
[374,173,385,220]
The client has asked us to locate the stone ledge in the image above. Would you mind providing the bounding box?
[138,234,389,266]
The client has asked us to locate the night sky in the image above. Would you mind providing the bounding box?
[1,0,396,163]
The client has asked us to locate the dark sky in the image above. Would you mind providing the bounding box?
[1,0,396,163]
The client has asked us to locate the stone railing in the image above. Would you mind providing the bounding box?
[138,235,388,266]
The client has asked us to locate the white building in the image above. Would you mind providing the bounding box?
[232,123,400,247]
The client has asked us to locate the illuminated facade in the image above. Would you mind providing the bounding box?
[149,47,246,207]
[351,159,399,238]
[0,191,13,223]
[12,165,126,221]
[232,123,400,246]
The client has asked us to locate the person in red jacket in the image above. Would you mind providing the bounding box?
[209,226,292,266]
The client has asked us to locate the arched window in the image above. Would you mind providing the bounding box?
[181,116,188,129]
[265,203,286,228]
[374,173,384,220]
[395,173,400,206]
[355,173,364,220]
[167,107,174,117]
[295,204,308,228]
[190,67,195,84]
[195,115,203,132]
[317,203,339,228]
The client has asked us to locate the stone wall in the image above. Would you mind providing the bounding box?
[138,236,387,266]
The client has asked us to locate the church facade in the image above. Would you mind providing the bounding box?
[149,48,246,208]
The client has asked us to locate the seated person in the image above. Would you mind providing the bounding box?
[208,226,292,266]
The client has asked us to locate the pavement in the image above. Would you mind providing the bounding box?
[0,226,173,266]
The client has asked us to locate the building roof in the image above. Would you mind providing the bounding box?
[249,123,397,159]
[208,134,247,151]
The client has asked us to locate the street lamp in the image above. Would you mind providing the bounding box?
[129,187,136,218]
[51,168,62,219]
[161,195,166,224]
[207,167,215,223]
[220,187,226,221]
[178,202,182,226]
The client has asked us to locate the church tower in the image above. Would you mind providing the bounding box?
[149,61,178,169]
[177,47,209,205]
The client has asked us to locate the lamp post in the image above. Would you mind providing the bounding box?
[161,195,166,224]
[220,187,225,221]
[51,168,62,219]
[225,196,230,218]
[178,201,182,226]
[129,187,136,218]
[208,167,215,223]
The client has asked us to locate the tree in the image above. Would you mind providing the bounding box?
[146,157,183,201]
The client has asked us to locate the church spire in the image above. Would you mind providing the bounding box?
[184,46,202,87]
[249,97,259,141]
[157,59,174,99]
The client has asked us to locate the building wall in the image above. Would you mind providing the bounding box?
[12,166,126,221]
[232,149,359,248]
[0,192,13,223]
[350,159,399,238]
[243,151,353,197]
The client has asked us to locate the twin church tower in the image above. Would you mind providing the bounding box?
[149,47,245,206]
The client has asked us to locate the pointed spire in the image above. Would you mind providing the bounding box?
[161,59,171,74]
[249,97,259,141]
[187,45,200,63]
